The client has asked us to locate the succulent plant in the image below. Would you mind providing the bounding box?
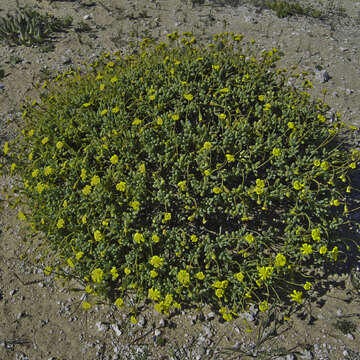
[0,7,72,47]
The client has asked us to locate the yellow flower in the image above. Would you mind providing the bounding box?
[150,256,164,268]
[81,215,87,224]
[317,114,326,123]
[110,76,118,83]
[263,103,271,111]
[67,258,74,268]
[311,228,321,241]
[330,246,338,261]
[100,109,108,116]
[41,137,49,145]
[164,212,171,222]
[313,159,320,167]
[203,141,212,150]
[130,200,140,210]
[116,182,126,191]
[32,169,39,178]
[215,288,224,298]
[190,234,198,243]
[204,169,211,176]
[172,114,179,121]
[213,187,222,194]
[150,270,158,278]
[152,234,160,243]
[133,232,144,244]
[272,148,281,157]
[349,162,356,169]
[138,163,146,173]
[94,230,103,242]
[91,268,104,283]
[110,266,119,280]
[287,122,295,129]
[130,316,137,325]
[319,245,327,255]
[76,251,84,260]
[293,180,303,190]
[57,218,65,229]
[234,272,244,281]
[177,180,186,191]
[17,210,26,221]
[301,243,313,255]
[80,168,87,181]
[112,106,120,113]
[304,282,312,290]
[82,185,92,195]
[258,266,273,281]
[184,93,194,101]
[124,267,131,275]
[245,233,254,244]
[91,175,100,186]
[219,88,230,93]
[82,301,92,310]
[332,199,340,206]
[290,290,303,304]
[132,118,142,125]
[44,166,53,176]
[99,83,105,91]
[259,300,269,312]
[3,141,9,155]
[114,297,124,309]
[177,270,190,286]
[36,182,46,194]
[148,288,161,301]
[320,161,329,171]
[156,117,163,125]
[258,95,265,101]
[226,154,235,162]
[44,266,52,276]
[212,65,220,70]
[149,94,156,101]
[274,253,286,267]
[218,113,226,119]
[196,272,205,280]
[110,154,119,164]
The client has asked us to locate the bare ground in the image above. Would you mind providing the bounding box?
[1,0,360,359]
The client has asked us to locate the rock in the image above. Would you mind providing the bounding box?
[111,323,122,336]
[206,312,215,321]
[137,315,146,328]
[96,321,109,332]
[315,69,329,83]
[9,289,18,296]
[299,349,313,359]
[158,318,166,328]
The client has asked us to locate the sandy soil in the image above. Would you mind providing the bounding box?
[1,0,360,359]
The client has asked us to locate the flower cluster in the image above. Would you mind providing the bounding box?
[3,31,358,323]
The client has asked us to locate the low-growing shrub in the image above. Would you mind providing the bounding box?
[1,32,359,321]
